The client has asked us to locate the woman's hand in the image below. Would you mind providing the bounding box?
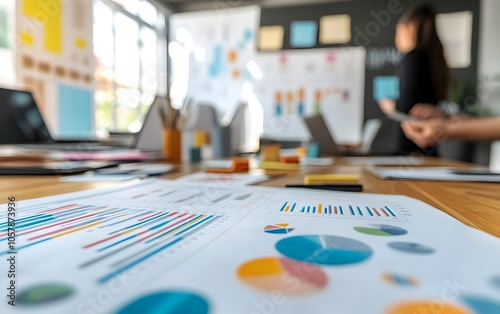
[378,99,396,114]
[401,119,448,147]
[410,103,444,120]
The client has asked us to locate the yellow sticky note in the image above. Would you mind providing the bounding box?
[75,37,87,49]
[319,14,351,44]
[259,162,301,171]
[259,26,284,51]
[20,31,34,46]
[304,174,359,184]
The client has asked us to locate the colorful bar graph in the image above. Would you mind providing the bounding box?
[274,202,402,221]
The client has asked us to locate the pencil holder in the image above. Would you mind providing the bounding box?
[163,129,182,163]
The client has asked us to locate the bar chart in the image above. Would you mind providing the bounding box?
[0,202,222,284]
[0,179,274,292]
[273,200,405,221]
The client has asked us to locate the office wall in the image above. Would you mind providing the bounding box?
[15,0,94,138]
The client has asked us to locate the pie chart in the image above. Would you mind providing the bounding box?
[275,235,372,266]
[461,295,500,314]
[386,301,470,314]
[264,223,295,234]
[115,291,209,314]
[17,283,74,306]
[388,242,435,254]
[237,257,328,295]
[354,225,407,236]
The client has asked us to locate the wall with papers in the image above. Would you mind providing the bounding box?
[15,0,94,138]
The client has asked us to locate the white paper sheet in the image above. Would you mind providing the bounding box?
[436,11,473,69]
[0,179,499,314]
[344,156,426,166]
[176,172,271,186]
[59,174,146,182]
[369,167,500,182]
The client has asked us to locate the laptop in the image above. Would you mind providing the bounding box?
[0,87,115,150]
[303,114,387,156]
[0,86,168,151]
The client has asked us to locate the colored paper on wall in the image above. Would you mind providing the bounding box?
[290,21,318,48]
[58,84,92,138]
[259,26,284,51]
[436,11,472,69]
[373,76,400,100]
[319,14,351,44]
[23,0,63,53]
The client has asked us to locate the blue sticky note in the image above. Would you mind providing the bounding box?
[290,21,318,48]
[373,76,400,100]
[58,84,92,138]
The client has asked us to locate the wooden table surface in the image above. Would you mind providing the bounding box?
[1,157,499,237]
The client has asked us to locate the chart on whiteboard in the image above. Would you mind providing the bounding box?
[254,47,366,143]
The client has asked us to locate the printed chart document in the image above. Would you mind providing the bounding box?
[0,178,499,314]
[369,167,500,182]
[176,171,271,186]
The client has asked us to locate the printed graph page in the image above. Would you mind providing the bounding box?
[0,179,499,314]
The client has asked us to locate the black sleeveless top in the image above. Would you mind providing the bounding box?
[392,49,440,156]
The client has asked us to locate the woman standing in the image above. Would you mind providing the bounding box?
[379,4,450,155]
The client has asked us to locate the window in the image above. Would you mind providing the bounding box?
[93,0,167,133]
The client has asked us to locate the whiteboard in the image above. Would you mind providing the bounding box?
[254,48,366,144]
[169,6,260,118]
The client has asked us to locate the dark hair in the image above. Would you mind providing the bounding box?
[398,4,450,101]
